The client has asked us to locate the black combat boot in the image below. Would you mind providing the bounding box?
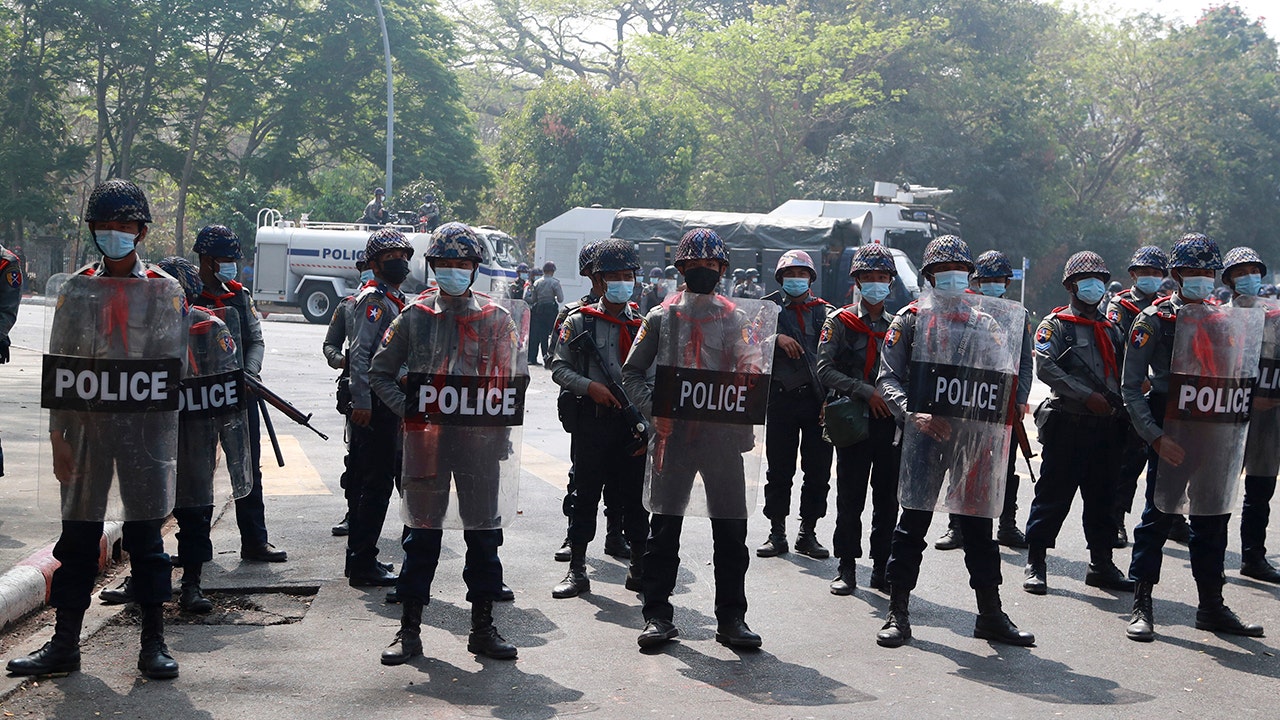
[934,523,962,550]
[552,545,590,598]
[603,515,631,559]
[1240,554,1280,584]
[554,537,572,562]
[1127,580,1155,642]
[179,565,214,614]
[467,600,517,659]
[868,562,889,592]
[624,543,645,592]
[99,576,134,605]
[829,560,856,596]
[381,598,424,665]
[1195,582,1264,637]
[1085,548,1135,591]
[794,519,830,559]
[996,518,1029,549]
[715,617,762,649]
[973,586,1035,646]
[756,518,788,557]
[1167,514,1190,544]
[876,586,911,648]
[1022,545,1048,595]
[137,605,179,679]
[1112,509,1129,548]
[6,608,84,676]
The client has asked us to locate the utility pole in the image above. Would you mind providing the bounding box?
[374,0,394,198]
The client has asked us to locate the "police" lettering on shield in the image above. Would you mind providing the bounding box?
[41,356,182,412]
[405,373,528,427]
[1169,373,1254,423]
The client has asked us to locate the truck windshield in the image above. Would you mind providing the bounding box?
[488,232,524,268]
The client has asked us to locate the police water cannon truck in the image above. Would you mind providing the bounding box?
[252,208,523,324]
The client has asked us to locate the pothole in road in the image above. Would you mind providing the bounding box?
[107,587,318,627]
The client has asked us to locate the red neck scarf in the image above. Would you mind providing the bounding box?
[579,305,641,363]
[834,308,886,380]
[785,296,826,336]
[672,292,735,366]
[1052,306,1119,379]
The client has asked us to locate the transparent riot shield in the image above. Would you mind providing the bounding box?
[1155,303,1264,515]
[401,296,528,529]
[40,274,185,521]
[175,308,252,507]
[1244,298,1280,478]
[897,291,1023,518]
[644,293,778,518]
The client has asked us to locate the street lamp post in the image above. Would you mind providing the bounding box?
[374,0,394,199]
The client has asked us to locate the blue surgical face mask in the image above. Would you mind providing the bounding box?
[93,230,137,260]
[859,281,891,305]
[932,270,970,296]
[1234,273,1263,297]
[782,277,810,297]
[435,267,474,296]
[1074,277,1107,306]
[605,280,633,304]
[979,281,1007,298]
[1133,275,1162,296]
[518,272,528,282]
[360,269,375,283]
[1180,275,1216,301]
[216,262,238,282]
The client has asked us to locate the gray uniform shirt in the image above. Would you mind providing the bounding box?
[1121,294,1183,444]
[552,301,644,397]
[323,296,355,370]
[347,283,405,410]
[529,276,564,307]
[1034,303,1123,415]
[817,301,890,401]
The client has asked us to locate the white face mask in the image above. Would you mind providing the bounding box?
[94,230,137,260]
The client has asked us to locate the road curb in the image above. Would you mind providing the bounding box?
[0,521,122,632]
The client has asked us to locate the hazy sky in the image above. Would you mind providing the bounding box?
[1063,0,1274,37]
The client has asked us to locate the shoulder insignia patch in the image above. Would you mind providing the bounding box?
[366,304,383,324]
[1131,325,1152,349]
[1034,325,1052,352]
[559,321,573,344]
[4,268,20,289]
[381,324,396,348]
[1106,308,1119,324]
[634,317,649,345]
[884,326,901,348]
[218,332,236,354]
[820,324,832,344]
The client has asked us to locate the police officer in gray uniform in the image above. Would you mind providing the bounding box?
[1106,245,1179,547]
[0,242,20,477]
[550,239,650,598]
[323,259,372,537]
[345,229,413,587]
[1222,247,1280,584]
[875,236,1034,649]
[1022,252,1133,594]
[1124,233,1263,641]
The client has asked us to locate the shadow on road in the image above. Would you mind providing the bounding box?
[404,655,589,720]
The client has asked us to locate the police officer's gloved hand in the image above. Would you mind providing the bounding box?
[0,338,9,364]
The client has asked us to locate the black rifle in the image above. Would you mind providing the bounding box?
[571,330,650,454]
[257,397,286,467]
[245,375,330,441]
[1056,346,1126,412]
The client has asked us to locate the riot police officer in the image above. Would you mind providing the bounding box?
[817,244,900,594]
[8,180,181,679]
[345,229,414,587]
[372,222,521,663]
[194,225,285,563]
[1106,246,1180,547]
[935,250,1033,551]
[509,262,530,300]
[528,261,564,366]
[1124,233,1263,641]
[323,258,372,537]
[734,268,763,299]
[758,251,833,559]
[639,267,669,315]
[550,239,650,598]
[1222,247,1280,584]
[623,228,772,649]
[1022,252,1133,594]
[875,236,1034,648]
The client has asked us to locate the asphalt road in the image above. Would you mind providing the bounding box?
[1,303,1278,719]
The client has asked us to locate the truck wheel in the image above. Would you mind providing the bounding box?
[300,282,339,324]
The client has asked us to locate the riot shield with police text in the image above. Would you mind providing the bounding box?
[175,307,252,508]
[897,291,1023,518]
[40,274,185,521]
[645,293,777,518]
[1244,298,1280,478]
[401,295,528,530]
[1155,303,1263,515]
